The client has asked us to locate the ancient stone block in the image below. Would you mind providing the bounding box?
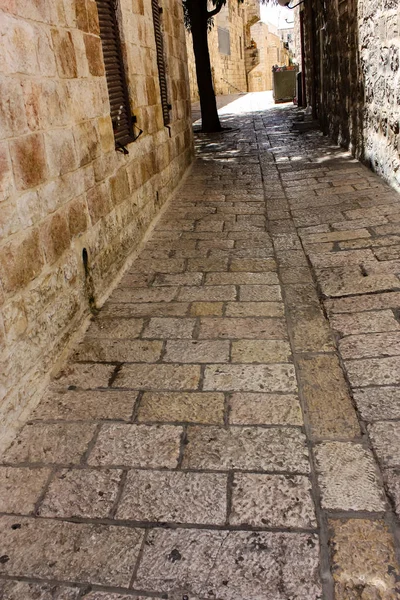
[84,33,104,76]
[51,29,78,78]
[0,229,44,293]
[229,393,303,426]
[138,391,225,424]
[9,133,47,190]
[0,467,50,513]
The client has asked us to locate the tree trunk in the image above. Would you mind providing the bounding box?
[187,0,222,132]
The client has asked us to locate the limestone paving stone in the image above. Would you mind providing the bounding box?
[31,389,136,421]
[225,301,284,317]
[117,470,227,525]
[39,468,122,519]
[353,387,400,421]
[229,392,303,426]
[314,442,385,512]
[205,272,279,285]
[108,287,178,303]
[178,285,236,302]
[138,392,225,424]
[114,364,201,390]
[199,317,287,340]
[88,423,182,468]
[134,528,321,599]
[3,423,97,465]
[230,258,277,272]
[346,356,400,387]
[187,257,229,271]
[51,363,115,389]
[324,291,400,314]
[99,302,190,318]
[230,474,316,528]
[385,470,400,518]
[182,426,310,472]
[288,305,334,353]
[0,515,143,587]
[73,339,163,363]
[296,355,360,440]
[339,332,400,359]
[153,272,203,286]
[317,269,400,298]
[330,310,400,336]
[329,519,400,599]
[143,317,196,339]
[368,422,400,467]
[231,339,292,363]
[239,285,282,301]
[0,582,80,599]
[0,467,50,513]
[164,340,230,363]
[204,363,297,393]
[284,283,319,307]
[85,318,144,339]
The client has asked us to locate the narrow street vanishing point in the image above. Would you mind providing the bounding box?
[0,93,400,599]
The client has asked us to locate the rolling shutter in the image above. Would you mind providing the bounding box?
[96,0,135,147]
[151,0,171,126]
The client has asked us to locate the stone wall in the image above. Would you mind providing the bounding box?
[0,0,193,446]
[247,21,290,92]
[300,0,400,191]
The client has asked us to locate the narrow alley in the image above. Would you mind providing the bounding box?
[0,93,399,599]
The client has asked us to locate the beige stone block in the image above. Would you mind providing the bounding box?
[0,229,44,293]
[329,519,400,600]
[297,354,360,440]
[52,363,115,389]
[330,310,400,336]
[117,470,227,525]
[239,285,282,301]
[0,582,80,599]
[231,339,291,363]
[178,285,236,302]
[347,356,400,387]
[114,363,201,390]
[1,14,39,74]
[73,119,100,166]
[98,116,115,153]
[0,76,28,138]
[289,305,334,352]
[354,387,400,421]
[189,301,224,316]
[164,340,230,363]
[0,516,144,587]
[74,339,163,363]
[205,272,279,285]
[86,182,113,224]
[9,133,48,190]
[40,211,71,265]
[51,28,78,78]
[225,301,284,317]
[86,318,144,339]
[88,423,182,468]
[229,392,302,426]
[84,33,104,76]
[0,467,50,513]
[204,363,297,393]
[45,128,78,177]
[199,317,287,340]
[138,391,225,424]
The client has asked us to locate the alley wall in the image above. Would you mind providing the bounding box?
[0,0,193,445]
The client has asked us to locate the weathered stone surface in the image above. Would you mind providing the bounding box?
[346,357,400,387]
[73,339,163,363]
[230,258,277,272]
[230,474,316,528]
[138,392,225,424]
[182,426,310,472]
[86,318,144,339]
[296,355,360,440]
[329,519,400,599]
[0,582,80,600]
[31,390,136,421]
[204,364,297,393]
[225,301,285,317]
[314,442,385,511]
[330,310,400,336]
[178,285,236,301]
[353,387,400,421]
[88,423,182,468]
[0,516,143,587]
[199,317,287,340]
[52,364,115,389]
[39,469,122,519]
[239,285,282,301]
[3,423,96,465]
[109,287,178,304]
[114,364,201,390]
[288,305,334,352]
[231,339,292,363]
[117,470,227,525]
[100,302,190,318]
[368,422,400,467]
[189,301,224,316]
[206,272,279,285]
[164,340,230,363]
[385,470,400,519]
[339,332,400,359]
[229,393,303,425]
[325,292,400,314]
[143,317,196,339]
[135,529,321,598]
[317,269,400,298]
[0,467,50,513]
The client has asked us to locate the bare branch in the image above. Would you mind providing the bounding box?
[207,0,226,18]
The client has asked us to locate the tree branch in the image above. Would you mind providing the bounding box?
[207,0,225,18]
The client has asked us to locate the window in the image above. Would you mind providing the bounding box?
[96,0,135,148]
[151,0,170,126]
[218,27,231,56]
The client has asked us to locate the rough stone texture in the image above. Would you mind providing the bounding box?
[229,393,303,425]
[314,442,385,511]
[135,529,321,599]
[3,423,96,465]
[39,469,122,519]
[231,339,292,363]
[230,474,316,528]
[204,364,297,393]
[138,392,225,424]
[0,467,50,513]
[117,470,227,525]
[385,470,400,519]
[329,519,400,599]
[330,310,400,337]
[368,422,400,468]
[346,357,400,387]
[73,339,163,363]
[0,0,193,445]
[353,387,400,421]
[296,355,360,440]
[0,516,143,587]
[182,426,310,473]
[88,424,182,468]
[164,340,230,363]
[114,364,201,391]
[0,582,81,599]
[199,317,287,340]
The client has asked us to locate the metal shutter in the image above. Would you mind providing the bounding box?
[151,0,171,126]
[96,0,135,147]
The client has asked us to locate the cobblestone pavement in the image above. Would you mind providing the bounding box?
[1,92,400,599]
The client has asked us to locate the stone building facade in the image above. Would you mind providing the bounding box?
[0,0,193,447]
[300,0,400,190]
[186,0,290,101]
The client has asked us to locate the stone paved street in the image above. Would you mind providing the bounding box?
[1,92,400,599]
